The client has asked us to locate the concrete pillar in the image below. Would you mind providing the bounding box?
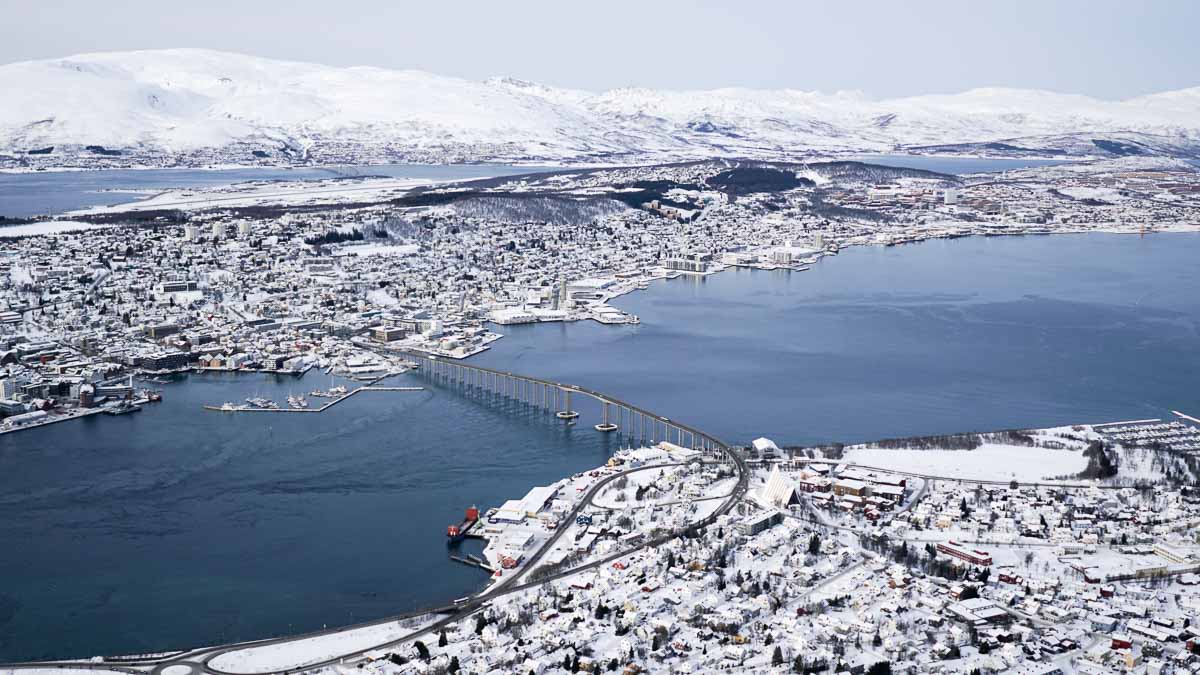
[556,388,578,420]
[595,401,617,432]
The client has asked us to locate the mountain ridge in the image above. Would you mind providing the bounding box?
[3,48,1200,165]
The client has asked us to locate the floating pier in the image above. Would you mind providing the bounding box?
[1173,410,1200,425]
[449,555,494,572]
[203,385,424,413]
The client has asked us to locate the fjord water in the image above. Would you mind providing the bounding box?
[852,154,1069,174]
[1,232,1198,660]
[0,374,617,660]
[0,164,552,218]
[0,156,1050,219]
[472,233,1200,444]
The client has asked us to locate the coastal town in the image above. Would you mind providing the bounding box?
[6,6,1200,673]
[2,156,1199,435]
[2,156,1200,675]
[47,412,1200,675]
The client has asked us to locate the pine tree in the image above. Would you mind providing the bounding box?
[772,645,784,666]
[448,655,460,673]
[439,630,448,647]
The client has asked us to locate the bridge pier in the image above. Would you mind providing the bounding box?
[594,401,618,432]
[555,388,578,420]
[406,353,732,464]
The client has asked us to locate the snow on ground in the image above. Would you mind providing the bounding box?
[333,243,420,257]
[1058,186,1130,202]
[68,177,432,215]
[0,220,110,237]
[207,616,438,673]
[8,50,1200,162]
[0,671,134,675]
[842,443,1087,481]
[365,288,401,307]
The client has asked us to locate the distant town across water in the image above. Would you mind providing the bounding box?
[0,232,1197,661]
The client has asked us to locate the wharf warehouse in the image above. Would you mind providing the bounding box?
[492,485,559,523]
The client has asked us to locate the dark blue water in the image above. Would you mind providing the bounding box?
[0,164,554,218]
[472,233,1200,445]
[0,372,616,660]
[1,232,1197,661]
[852,154,1071,174]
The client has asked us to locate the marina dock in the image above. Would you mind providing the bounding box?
[202,385,424,413]
[449,555,494,572]
[1173,410,1200,425]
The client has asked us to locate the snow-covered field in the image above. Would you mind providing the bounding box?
[69,177,432,215]
[0,671,133,675]
[0,220,109,237]
[842,444,1087,481]
[207,616,437,673]
[1057,186,1131,202]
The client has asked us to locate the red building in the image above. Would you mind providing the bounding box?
[937,540,993,566]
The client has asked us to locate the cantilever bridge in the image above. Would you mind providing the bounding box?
[403,351,726,453]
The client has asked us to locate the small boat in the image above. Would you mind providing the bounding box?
[287,394,309,409]
[220,402,236,412]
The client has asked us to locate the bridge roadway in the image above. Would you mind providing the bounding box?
[0,361,749,675]
[402,351,724,452]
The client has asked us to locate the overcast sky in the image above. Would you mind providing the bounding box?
[6,0,1197,99]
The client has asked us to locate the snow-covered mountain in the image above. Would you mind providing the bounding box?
[2,49,1199,165]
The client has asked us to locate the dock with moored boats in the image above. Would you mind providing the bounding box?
[202,384,424,413]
